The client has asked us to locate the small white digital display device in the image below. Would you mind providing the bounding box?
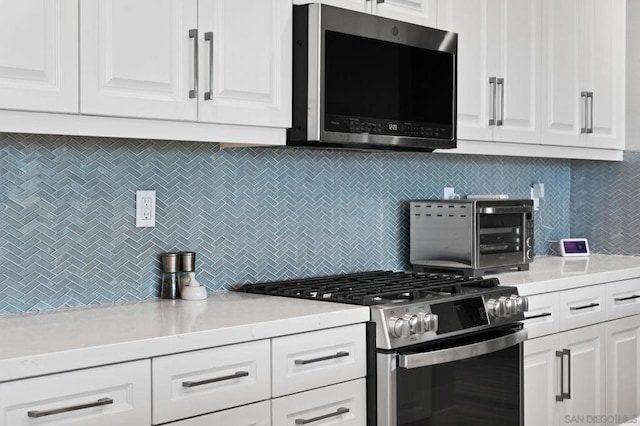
[559,238,590,257]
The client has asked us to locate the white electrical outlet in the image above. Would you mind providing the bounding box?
[136,190,156,227]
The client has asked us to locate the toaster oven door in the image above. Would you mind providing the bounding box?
[476,205,532,268]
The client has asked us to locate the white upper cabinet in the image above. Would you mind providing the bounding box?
[81,0,198,121]
[438,0,541,144]
[197,0,292,128]
[0,0,78,113]
[293,0,437,28]
[374,0,438,27]
[81,0,291,128]
[541,0,625,150]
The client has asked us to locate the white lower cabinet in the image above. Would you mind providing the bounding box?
[0,360,151,426]
[170,400,271,426]
[272,379,367,426]
[606,315,640,425]
[524,278,640,426]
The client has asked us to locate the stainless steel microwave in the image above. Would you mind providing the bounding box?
[409,199,534,277]
[287,4,458,152]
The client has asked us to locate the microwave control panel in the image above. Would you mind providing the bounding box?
[325,114,453,140]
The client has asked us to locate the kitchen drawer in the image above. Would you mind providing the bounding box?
[606,278,640,320]
[271,324,366,397]
[0,360,150,426]
[521,292,560,339]
[272,378,366,426]
[152,339,270,424]
[170,400,270,426]
[559,284,607,331]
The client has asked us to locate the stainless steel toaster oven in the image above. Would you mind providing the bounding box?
[409,199,534,276]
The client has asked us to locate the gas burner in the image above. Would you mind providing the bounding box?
[239,271,499,306]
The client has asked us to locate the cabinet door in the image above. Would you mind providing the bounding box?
[524,334,561,426]
[272,379,366,426]
[374,0,437,27]
[540,0,582,147]
[606,315,640,424]
[580,0,624,150]
[80,0,198,120]
[170,401,271,426]
[197,0,291,128]
[0,0,78,113]
[438,0,499,142]
[559,323,607,422]
[492,0,541,144]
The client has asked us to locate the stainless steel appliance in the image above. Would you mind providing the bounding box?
[241,271,528,426]
[410,199,534,276]
[287,4,458,152]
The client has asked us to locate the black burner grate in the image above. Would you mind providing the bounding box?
[239,271,499,306]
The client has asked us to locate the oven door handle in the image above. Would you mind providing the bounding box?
[398,328,528,369]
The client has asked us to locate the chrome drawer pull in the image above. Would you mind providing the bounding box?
[295,407,350,424]
[294,351,349,365]
[27,397,113,418]
[615,295,640,302]
[570,303,600,311]
[524,312,552,321]
[182,370,249,388]
[188,29,198,99]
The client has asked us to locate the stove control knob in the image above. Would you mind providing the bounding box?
[510,294,529,313]
[487,296,509,318]
[417,312,438,333]
[405,314,420,335]
[505,297,517,316]
[388,317,410,338]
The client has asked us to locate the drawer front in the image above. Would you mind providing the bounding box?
[272,324,366,397]
[521,292,560,339]
[152,339,270,424]
[272,379,366,426]
[0,360,150,426]
[170,400,270,426]
[559,284,607,331]
[606,278,640,320]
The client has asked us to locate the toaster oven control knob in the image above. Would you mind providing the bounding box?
[526,249,534,260]
[388,317,410,338]
[417,312,438,333]
[487,296,509,318]
[526,237,534,248]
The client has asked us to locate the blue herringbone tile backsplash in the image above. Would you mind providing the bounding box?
[571,152,640,255]
[0,133,570,315]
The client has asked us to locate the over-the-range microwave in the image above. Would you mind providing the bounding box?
[287,4,458,152]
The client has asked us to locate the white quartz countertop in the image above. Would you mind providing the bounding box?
[491,254,640,296]
[0,292,370,383]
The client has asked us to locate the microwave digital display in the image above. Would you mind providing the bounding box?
[324,30,454,140]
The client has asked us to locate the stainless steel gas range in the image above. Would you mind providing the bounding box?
[241,271,528,426]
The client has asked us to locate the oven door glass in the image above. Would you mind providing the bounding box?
[395,328,523,426]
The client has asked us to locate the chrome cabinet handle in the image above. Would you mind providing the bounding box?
[182,370,249,388]
[556,350,564,401]
[587,92,594,133]
[497,78,504,126]
[204,32,214,100]
[580,91,588,133]
[295,351,349,365]
[615,295,640,302]
[569,302,599,311]
[189,29,198,99]
[524,312,552,321]
[295,407,350,424]
[563,349,571,400]
[489,77,497,126]
[28,398,113,418]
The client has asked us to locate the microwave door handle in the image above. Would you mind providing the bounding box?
[398,328,528,369]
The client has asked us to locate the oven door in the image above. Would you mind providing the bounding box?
[377,327,527,426]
